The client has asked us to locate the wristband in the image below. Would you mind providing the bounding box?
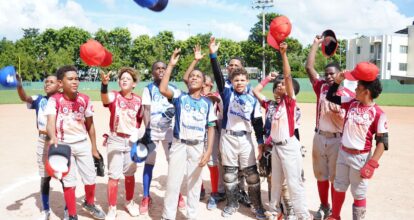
[260,77,271,87]
[101,83,108,94]
[209,53,217,59]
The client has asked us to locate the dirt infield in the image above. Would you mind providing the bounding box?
[0,102,413,219]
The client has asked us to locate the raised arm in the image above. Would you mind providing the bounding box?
[159,48,181,99]
[279,43,295,99]
[253,72,277,104]
[16,74,33,103]
[183,44,204,85]
[209,37,224,92]
[326,71,345,105]
[100,70,111,105]
[305,36,324,85]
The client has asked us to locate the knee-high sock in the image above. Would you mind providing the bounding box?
[143,164,154,198]
[208,166,219,193]
[317,180,330,207]
[107,178,119,206]
[331,188,346,219]
[125,175,135,201]
[63,187,76,216]
[84,184,96,205]
[40,177,51,211]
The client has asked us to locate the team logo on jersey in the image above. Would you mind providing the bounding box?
[120,101,126,108]
[79,106,84,113]
[63,107,69,114]
[184,103,191,112]
[347,105,375,126]
[199,106,206,114]
[153,93,161,102]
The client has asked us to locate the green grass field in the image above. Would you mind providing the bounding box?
[1,89,413,106]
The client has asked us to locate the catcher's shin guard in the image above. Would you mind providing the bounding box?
[352,205,366,220]
[244,165,264,210]
[223,166,239,208]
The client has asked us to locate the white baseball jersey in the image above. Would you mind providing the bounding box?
[171,90,217,141]
[105,91,143,135]
[268,96,297,142]
[313,79,354,133]
[142,83,180,141]
[45,92,93,143]
[27,95,49,131]
[340,98,388,151]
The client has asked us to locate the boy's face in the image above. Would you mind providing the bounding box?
[274,81,286,97]
[152,62,166,82]
[60,71,79,94]
[118,72,136,92]
[44,75,59,96]
[188,70,204,91]
[355,81,369,102]
[231,74,248,93]
[324,66,337,85]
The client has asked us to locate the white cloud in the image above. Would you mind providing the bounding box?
[126,23,153,38]
[171,0,255,16]
[209,21,250,41]
[0,0,95,40]
[272,0,414,45]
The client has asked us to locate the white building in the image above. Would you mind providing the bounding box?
[346,21,414,83]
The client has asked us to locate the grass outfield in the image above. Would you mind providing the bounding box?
[1,89,413,106]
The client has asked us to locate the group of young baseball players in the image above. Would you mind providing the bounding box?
[18,35,389,220]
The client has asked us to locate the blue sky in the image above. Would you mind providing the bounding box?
[1,0,413,45]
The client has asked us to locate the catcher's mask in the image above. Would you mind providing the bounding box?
[130,131,156,163]
[45,144,71,179]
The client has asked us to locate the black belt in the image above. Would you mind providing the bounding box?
[271,139,288,146]
[179,139,202,146]
[315,128,342,138]
[225,130,248,137]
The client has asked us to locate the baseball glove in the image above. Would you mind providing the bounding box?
[93,152,105,177]
[258,147,272,177]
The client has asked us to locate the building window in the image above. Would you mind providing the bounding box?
[387,62,391,70]
[400,45,408,53]
[370,45,374,53]
[357,46,361,54]
[388,44,392,52]
[399,63,407,71]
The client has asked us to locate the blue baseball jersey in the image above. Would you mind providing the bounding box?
[142,83,180,141]
[171,91,217,141]
[220,86,261,132]
[27,95,49,131]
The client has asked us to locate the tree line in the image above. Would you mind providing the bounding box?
[0,13,346,81]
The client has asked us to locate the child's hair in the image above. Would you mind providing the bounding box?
[229,68,248,80]
[272,75,284,92]
[204,75,214,88]
[272,75,300,95]
[325,62,340,71]
[359,78,382,99]
[151,61,166,73]
[55,65,78,80]
[118,67,138,82]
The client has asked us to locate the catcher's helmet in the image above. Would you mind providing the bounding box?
[45,144,71,179]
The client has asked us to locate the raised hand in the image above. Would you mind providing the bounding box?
[279,42,288,54]
[314,35,324,45]
[193,44,205,61]
[209,36,220,54]
[268,71,279,80]
[100,70,111,85]
[334,71,346,84]
[169,48,181,66]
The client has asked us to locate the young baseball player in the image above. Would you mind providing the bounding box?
[254,71,303,220]
[209,36,253,208]
[140,61,186,215]
[306,35,354,220]
[45,65,106,220]
[209,37,266,219]
[16,74,60,220]
[160,48,217,220]
[183,45,226,209]
[325,63,388,220]
[255,43,312,220]
[100,67,143,219]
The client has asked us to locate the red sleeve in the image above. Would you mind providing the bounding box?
[312,79,324,97]
[261,99,270,110]
[341,99,355,111]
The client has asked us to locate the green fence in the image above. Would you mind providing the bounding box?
[3,79,413,94]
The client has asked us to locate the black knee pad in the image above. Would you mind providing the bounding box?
[40,177,51,195]
[223,166,238,183]
[243,165,260,185]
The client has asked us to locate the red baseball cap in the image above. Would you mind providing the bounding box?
[344,62,379,81]
[269,16,292,48]
[80,39,106,66]
[100,49,113,67]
